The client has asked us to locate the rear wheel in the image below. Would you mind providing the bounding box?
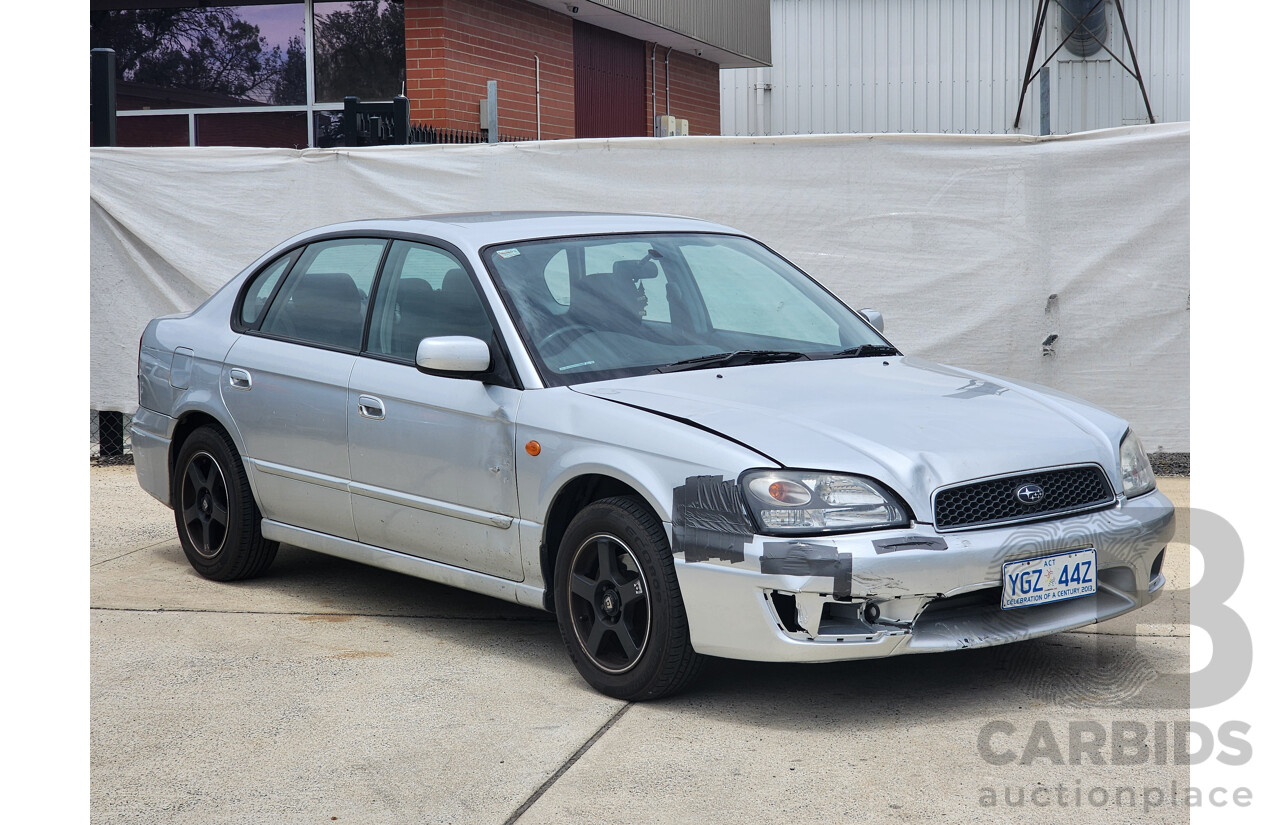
[172,426,277,581]
[553,496,703,700]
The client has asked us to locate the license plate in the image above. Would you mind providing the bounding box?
[1001,548,1097,610]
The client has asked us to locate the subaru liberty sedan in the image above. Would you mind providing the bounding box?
[133,212,1174,700]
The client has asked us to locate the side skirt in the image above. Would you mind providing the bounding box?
[261,519,549,611]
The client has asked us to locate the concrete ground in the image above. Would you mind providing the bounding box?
[92,467,1191,824]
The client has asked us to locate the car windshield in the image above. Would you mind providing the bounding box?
[483,232,891,386]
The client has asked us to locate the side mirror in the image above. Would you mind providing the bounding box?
[416,336,491,374]
[858,308,884,334]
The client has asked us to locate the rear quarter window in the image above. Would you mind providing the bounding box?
[238,254,295,327]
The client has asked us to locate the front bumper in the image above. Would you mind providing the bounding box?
[674,490,1174,662]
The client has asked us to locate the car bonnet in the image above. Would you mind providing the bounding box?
[571,356,1128,515]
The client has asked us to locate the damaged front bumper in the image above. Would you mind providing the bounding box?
[672,490,1175,663]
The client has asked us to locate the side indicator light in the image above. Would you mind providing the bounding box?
[525,441,542,456]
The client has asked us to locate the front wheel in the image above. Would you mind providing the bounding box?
[172,426,278,581]
[553,496,703,700]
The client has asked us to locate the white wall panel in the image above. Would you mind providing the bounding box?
[91,126,1190,449]
[722,0,1190,135]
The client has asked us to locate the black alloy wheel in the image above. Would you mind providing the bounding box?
[553,496,703,700]
[567,532,652,673]
[180,451,228,558]
[172,426,278,581]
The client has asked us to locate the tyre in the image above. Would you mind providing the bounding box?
[172,426,278,581]
[553,496,703,700]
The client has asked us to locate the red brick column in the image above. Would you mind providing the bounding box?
[403,0,575,139]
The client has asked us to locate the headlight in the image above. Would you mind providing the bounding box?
[1119,430,1156,498]
[740,470,910,535]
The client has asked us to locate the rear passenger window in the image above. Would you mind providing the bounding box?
[239,253,294,327]
[366,241,494,362]
[259,239,388,351]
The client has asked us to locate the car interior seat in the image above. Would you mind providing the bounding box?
[432,268,491,341]
[276,272,363,350]
[392,278,436,360]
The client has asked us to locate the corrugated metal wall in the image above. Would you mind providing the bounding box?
[721,0,1189,135]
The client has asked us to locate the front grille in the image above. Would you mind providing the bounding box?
[933,465,1114,531]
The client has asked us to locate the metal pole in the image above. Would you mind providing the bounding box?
[305,0,317,147]
[393,95,409,144]
[534,55,542,140]
[665,46,673,116]
[90,48,117,148]
[651,45,657,135]
[1039,72,1050,136]
[1012,0,1051,130]
[1015,0,1102,129]
[343,96,360,146]
[91,48,125,459]
[1114,0,1156,124]
[486,81,498,143]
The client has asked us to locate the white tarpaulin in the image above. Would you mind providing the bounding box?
[90,123,1190,450]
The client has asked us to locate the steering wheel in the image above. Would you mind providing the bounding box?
[538,324,594,356]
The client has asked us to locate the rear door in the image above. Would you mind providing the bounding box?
[222,238,387,540]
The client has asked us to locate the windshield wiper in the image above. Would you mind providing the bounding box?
[652,350,810,374]
[824,344,901,359]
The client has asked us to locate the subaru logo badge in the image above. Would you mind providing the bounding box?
[1015,483,1045,504]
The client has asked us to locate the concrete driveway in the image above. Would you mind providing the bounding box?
[92,466,1191,824]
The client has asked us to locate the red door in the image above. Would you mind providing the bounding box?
[573,21,647,138]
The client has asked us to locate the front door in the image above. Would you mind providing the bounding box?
[347,240,524,580]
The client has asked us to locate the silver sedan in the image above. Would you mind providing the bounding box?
[132,212,1174,700]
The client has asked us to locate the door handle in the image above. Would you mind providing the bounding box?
[357,394,385,420]
[228,368,252,390]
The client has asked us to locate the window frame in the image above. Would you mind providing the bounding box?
[480,230,889,388]
[232,229,525,389]
[362,239,490,365]
[99,1,406,147]
[232,247,302,334]
[248,237,390,353]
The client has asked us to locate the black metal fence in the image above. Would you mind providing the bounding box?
[92,410,133,465]
[317,96,528,147]
[407,123,527,145]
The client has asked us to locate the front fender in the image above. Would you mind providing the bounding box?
[516,387,774,524]
[513,387,775,594]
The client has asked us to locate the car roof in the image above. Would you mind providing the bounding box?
[289,211,743,249]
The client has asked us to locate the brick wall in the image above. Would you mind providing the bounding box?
[404,0,574,140]
[646,45,721,136]
[404,0,721,140]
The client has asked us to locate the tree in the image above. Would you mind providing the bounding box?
[273,36,308,106]
[91,9,291,105]
[313,1,405,102]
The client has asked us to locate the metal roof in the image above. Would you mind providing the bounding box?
[524,0,770,67]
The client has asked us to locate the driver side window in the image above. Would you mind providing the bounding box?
[366,241,495,362]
